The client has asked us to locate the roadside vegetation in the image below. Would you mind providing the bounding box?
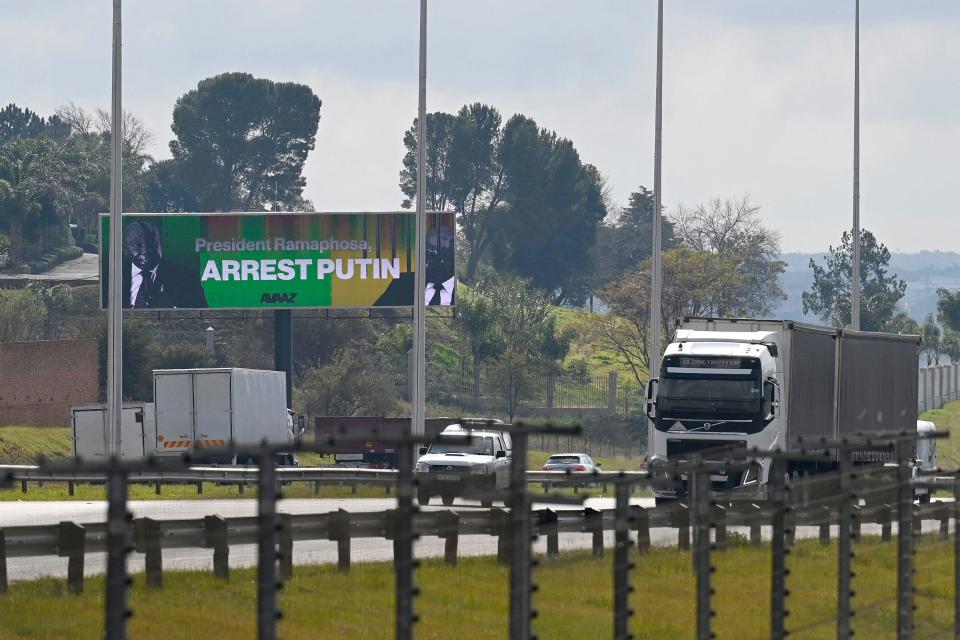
[0,537,953,639]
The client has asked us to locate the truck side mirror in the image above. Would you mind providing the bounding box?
[496,450,506,458]
[419,447,428,455]
[645,379,659,418]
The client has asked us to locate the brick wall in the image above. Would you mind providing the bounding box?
[0,339,99,426]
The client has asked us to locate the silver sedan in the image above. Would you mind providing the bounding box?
[541,453,600,473]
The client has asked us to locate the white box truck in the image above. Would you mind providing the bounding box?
[645,317,920,501]
[153,368,294,464]
[71,402,155,461]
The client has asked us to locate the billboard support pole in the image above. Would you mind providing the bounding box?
[412,0,428,438]
[273,310,293,409]
[649,0,664,457]
[107,0,124,458]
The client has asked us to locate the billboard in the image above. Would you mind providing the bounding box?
[99,211,455,310]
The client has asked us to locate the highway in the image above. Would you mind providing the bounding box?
[1,496,950,583]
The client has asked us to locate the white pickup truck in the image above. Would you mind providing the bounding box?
[414,423,512,507]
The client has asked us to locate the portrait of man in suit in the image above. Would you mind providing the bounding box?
[122,220,208,309]
[374,217,455,307]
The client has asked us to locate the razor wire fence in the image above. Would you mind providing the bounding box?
[0,426,956,640]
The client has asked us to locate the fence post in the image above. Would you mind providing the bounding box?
[896,443,915,637]
[538,509,559,559]
[279,513,293,581]
[328,509,351,573]
[673,504,690,551]
[770,458,788,640]
[613,479,635,640]
[256,452,280,640]
[204,515,229,581]
[690,462,713,640]
[437,510,459,566]
[105,466,131,640]
[632,505,650,553]
[491,508,509,565]
[508,430,534,640]
[136,517,163,588]
[608,371,618,414]
[394,439,419,640]
[58,521,85,593]
[585,507,604,557]
[837,449,854,638]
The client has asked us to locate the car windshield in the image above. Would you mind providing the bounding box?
[547,456,581,464]
[428,436,494,456]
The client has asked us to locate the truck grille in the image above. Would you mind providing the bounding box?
[666,439,746,461]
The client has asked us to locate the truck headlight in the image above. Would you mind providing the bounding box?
[471,464,489,475]
[415,463,428,473]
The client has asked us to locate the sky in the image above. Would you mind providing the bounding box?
[3,1,958,253]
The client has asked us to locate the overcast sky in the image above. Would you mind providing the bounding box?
[3,1,958,252]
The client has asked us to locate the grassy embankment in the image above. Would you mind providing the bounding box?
[1,536,955,639]
[0,426,640,501]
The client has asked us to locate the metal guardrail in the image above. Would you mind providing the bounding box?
[0,463,644,494]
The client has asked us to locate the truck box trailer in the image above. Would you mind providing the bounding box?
[71,402,155,461]
[153,368,291,462]
[647,317,920,498]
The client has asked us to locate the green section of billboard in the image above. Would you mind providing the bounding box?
[100,212,455,310]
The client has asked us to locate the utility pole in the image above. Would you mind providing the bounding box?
[851,0,861,330]
[649,0,664,455]
[412,0,428,437]
[107,0,123,457]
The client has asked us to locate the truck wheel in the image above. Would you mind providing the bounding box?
[654,497,675,506]
[480,498,493,508]
[918,493,931,504]
[417,490,432,505]
[441,494,455,506]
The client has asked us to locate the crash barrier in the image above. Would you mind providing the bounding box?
[0,464,639,496]
[0,427,954,640]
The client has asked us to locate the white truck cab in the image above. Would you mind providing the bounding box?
[414,422,512,507]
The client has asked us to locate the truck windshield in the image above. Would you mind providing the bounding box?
[659,378,761,401]
[428,437,494,456]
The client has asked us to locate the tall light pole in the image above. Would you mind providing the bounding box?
[649,0,664,455]
[412,0,428,437]
[851,0,861,330]
[107,0,123,456]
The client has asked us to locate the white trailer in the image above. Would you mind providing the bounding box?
[153,368,291,462]
[71,402,155,461]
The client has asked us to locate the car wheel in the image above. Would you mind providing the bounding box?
[417,490,432,505]
[441,494,455,506]
[919,493,931,504]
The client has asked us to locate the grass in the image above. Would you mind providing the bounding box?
[920,400,960,469]
[0,426,72,465]
[555,307,646,382]
[0,536,954,639]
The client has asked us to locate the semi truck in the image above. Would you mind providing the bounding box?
[645,317,920,500]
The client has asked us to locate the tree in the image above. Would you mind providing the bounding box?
[937,288,960,332]
[295,345,398,417]
[399,105,606,302]
[170,72,321,211]
[98,319,160,401]
[0,289,47,342]
[157,344,215,369]
[671,196,785,317]
[401,104,505,280]
[920,314,943,366]
[594,248,744,383]
[452,284,500,397]
[594,186,675,287]
[802,229,907,331]
[0,104,70,144]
